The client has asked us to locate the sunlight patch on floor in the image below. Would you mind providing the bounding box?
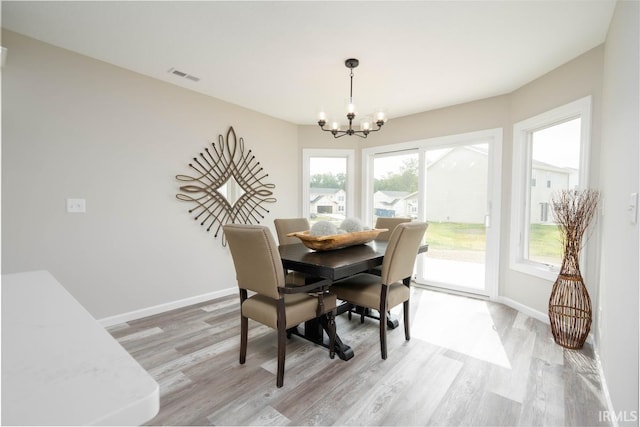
[411,290,512,369]
[422,256,486,290]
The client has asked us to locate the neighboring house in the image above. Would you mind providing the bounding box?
[425,146,575,224]
[530,160,578,224]
[425,146,488,223]
[309,187,346,215]
[373,190,417,218]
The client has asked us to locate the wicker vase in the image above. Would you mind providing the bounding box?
[548,243,592,349]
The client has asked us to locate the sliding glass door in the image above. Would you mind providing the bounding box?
[363,130,501,298]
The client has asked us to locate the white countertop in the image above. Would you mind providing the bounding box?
[2,271,159,425]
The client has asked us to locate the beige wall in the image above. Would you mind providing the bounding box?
[1,30,299,319]
[597,0,639,420]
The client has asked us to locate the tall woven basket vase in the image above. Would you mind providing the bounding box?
[548,247,592,349]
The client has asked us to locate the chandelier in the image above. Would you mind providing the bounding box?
[317,58,387,139]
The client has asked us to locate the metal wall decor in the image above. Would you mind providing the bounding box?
[176,126,276,245]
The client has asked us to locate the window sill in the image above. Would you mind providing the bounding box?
[509,260,559,282]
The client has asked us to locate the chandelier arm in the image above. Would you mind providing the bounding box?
[332,132,350,139]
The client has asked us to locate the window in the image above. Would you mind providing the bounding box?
[302,149,355,226]
[540,202,549,222]
[510,96,591,280]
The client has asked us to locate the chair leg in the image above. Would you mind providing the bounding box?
[276,326,286,388]
[379,287,389,359]
[403,299,410,341]
[240,315,248,364]
[239,289,248,365]
[276,300,286,388]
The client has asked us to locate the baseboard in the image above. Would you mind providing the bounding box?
[593,346,620,427]
[98,287,237,327]
[496,296,549,324]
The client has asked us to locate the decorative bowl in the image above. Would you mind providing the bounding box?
[286,229,387,251]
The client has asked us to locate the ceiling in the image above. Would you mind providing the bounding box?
[2,1,616,125]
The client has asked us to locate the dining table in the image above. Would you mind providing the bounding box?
[279,240,428,361]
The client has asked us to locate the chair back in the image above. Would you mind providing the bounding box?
[223,224,285,299]
[274,218,310,245]
[374,217,412,241]
[380,222,428,285]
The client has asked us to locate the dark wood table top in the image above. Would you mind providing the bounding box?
[279,241,428,281]
[279,241,386,281]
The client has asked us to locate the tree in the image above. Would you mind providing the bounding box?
[374,158,418,192]
[310,172,346,190]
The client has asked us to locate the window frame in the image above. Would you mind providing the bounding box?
[302,148,355,220]
[510,96,592,281]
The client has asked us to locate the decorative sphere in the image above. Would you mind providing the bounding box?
[310,221,338,236]
[340,217,363,233]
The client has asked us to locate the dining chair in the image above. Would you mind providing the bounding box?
[357,217,413,317]
[274,218,310,245]
[330,221,428,359]
[223,223,336,388]
[274,218,311,285]
[374,217,412,241]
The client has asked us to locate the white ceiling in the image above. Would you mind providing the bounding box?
[2,1,616,125]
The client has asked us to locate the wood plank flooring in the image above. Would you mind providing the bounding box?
[108,287,611,426]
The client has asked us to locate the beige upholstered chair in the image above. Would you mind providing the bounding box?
[274,218,310,245]
[374,217,412,241]
[364,217,414,283]
[330,222,428,359]
[223,224,336,388]
[274,218,311,285]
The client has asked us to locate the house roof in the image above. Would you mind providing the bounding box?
[429,146,575,175]
[310,188,342,195]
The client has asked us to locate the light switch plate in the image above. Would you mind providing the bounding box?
[66,198,86,213]
[629,193,638,224]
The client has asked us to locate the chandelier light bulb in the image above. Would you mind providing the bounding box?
[360,117,372,131]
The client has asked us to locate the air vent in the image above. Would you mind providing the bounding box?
[168,68,200,82]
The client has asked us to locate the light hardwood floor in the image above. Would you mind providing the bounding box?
[109,287,611,426]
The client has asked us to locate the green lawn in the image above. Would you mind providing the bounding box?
[528,224,563,257]
[426,221,562,260]
[426,222,487,251]
[307,218,564,262]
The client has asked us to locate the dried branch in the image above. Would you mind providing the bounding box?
[550,189,600,272]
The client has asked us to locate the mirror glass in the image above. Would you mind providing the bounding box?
[217,176,245,206]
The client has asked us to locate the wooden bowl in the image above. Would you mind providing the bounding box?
[286,229,387,251]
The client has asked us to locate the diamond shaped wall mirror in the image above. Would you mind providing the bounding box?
[176,126,276,245]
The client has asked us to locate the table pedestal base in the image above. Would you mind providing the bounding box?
[337,303,400,329]
[287,316,354,361]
